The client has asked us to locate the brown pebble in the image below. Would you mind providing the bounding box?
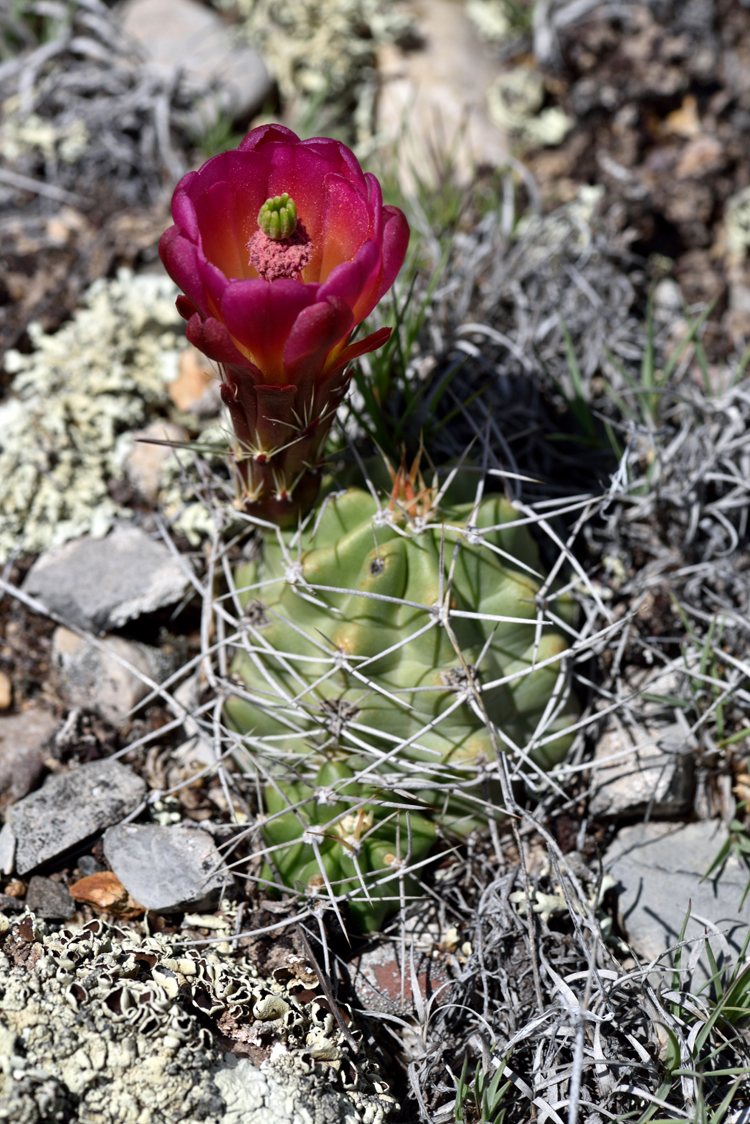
[4,879,27,898]
[0,672,11,710]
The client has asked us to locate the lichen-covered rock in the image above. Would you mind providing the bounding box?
[0,270,182,563]
[0,913,398,1123]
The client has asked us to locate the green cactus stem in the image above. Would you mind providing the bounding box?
[261,760,435,931]
[227,472,580,927]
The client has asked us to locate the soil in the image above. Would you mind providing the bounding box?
[522,0,750,356]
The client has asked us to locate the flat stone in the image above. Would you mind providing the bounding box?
[8,759,146,876]
[103,823,232,913]
[605,821,750,983]
[348,938,455,1015]
[25,876,75,921]
[23,523,192,634]
[590,670,695,818]
[377,0,507,191]
[52,626,176,729]
[0,824,15,876]
[120,0,272,122]
[0,893,23,913]
[124,420,188,504]
[0,706,57,806]
[590,719,695,819]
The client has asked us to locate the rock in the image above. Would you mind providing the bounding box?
[589,671,695,819]
[0,671,11,710]
[124,420,188,504]
[103,823,232,913]
[0,706,57,806]
[0,893,23,913]
[0,825,15,876]
[377,0,507,192]
[7,759,146,876]
[169,671,216,780]
[589,720,695,819]
[25,876,75,921]
[348,937,455,1015]
[23,523,192,634]
[120,0,272,123]
[52,626,176,729]
[605,821,750,982]
[169,347,221,416]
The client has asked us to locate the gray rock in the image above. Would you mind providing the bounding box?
[103,823,232,913]
[0,823,14,876]
[605,820,750,982]
[23,523,192,634]
[120,0,272,122]
[0,706,57,804]
[590,670,696,818]
[8,759,146,875]
[25,876,75,921]
[0,893,22,913]
[214,1053,376,1124]
[589,718,695,818]
[52,626,176,728]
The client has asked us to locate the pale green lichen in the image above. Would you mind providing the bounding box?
[0,912,398,1124]
[466,0,513,41]
[486,68,573,148]
[222,0,411,138]
[0,269,183,563]
[725,185,750,258]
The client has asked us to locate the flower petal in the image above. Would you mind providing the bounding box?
[194,181,246,281]
[364,172,383,244]
[185,313,255,369]
[263,143,339,263]
[375,207,410,302]
[317,174,371,283]
[220,279,317,381]
[158,228,208,316]
[175,295,198,321]
[283,296,354,414]
[303,137,367,191]
[171,177,199,240]
[318,239,380,323]
[336,326,393,367]
[239,123,300,152]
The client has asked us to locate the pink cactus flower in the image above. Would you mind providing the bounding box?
[159,124,409,526]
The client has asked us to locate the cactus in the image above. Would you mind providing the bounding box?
[227,462,579,928]
[261,760,435,932]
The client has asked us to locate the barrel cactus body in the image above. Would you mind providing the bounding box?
[262,760,435,932]
[227,479,579,927]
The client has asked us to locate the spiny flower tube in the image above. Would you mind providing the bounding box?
[159,124,409,526]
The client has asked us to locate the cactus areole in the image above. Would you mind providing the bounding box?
[226,467,580,929]
[159,125,409,526]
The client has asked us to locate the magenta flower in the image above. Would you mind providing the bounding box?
[159,124,409,526]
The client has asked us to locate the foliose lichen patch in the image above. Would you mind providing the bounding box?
[0,270,182,564]
[223,0,411,138]
[0,912,398,1124]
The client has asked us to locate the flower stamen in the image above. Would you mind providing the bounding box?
[248,193,313,281]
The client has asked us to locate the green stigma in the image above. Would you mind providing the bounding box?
[257,193,298,240]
